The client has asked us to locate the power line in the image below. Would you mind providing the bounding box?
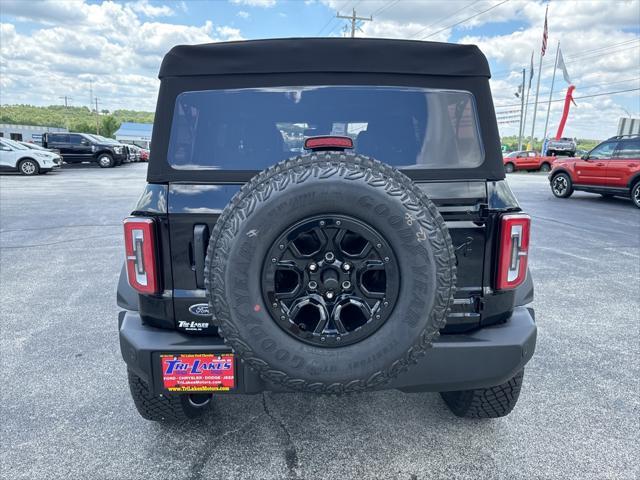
[491,39,640,78]
[410,0,482,40]
[495,76,640,108]
[369,0,400,18]
[494,87,640,109]
[419,0,511,40]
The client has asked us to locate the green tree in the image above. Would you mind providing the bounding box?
[101,115,120,138]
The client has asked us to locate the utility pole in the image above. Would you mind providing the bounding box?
[89,80,93,110]
[336,8,372,38]
[59,96,72,130]
[95,97,100,135]
[542,41,560,146]
[517,68,525,151]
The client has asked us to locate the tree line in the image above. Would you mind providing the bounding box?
[0,104,154,138]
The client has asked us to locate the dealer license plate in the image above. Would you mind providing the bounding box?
[160,353,235,392]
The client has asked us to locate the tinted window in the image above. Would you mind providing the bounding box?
[168,86,484,170]
[589,142,617,159]
[69,134,83,144]
[616,139,640,159]
[48,134,69,143]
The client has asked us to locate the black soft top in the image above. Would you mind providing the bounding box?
[159,38,491,79]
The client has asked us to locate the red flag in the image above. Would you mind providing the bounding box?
[541,5,548,56]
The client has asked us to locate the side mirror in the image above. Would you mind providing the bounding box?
[581,154,589,160]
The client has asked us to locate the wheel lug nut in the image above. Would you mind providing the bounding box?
[342,281,351,290]
[272,302,278,308]
[342,262,351,272]
[309,263,318,272]
[324,252,335,263]
[336,220,341,226]
[384,256,390,262]
[308,281,318,290]
[375,314,381,320]
[325,291,334,300]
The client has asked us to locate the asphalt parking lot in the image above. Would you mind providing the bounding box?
[1,164,638,480]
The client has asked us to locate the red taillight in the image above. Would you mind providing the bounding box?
[123,217,159,294]
[496,213,531,290]
[304,136,354,151]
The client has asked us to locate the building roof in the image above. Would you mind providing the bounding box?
[114,122,153,137]
[159,38,490,79]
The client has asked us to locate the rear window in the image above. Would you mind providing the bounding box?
[168,86,484,171]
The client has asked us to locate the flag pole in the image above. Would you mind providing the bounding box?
[522,53,533,149]
[518,68,525,150]
[529,52,544,151]
[529,4,548,152]
[543,41,560,145]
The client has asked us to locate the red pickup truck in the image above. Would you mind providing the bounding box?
[548,135,640,208]
[503,150,556,173]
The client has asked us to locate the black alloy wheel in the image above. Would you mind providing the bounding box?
[262,215,400,348]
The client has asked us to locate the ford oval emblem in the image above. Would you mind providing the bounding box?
[189,303,211,317]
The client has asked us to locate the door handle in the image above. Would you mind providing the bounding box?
[596,163,605,166]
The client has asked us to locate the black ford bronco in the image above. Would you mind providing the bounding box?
[117,38,536,422]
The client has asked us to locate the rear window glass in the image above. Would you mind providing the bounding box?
[168,86,484,170]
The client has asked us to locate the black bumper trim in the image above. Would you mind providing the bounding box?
[119,306,536,394]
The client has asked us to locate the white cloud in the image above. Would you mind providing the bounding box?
[0,1,243,111]
[237,10,250,18]
[230,0,276,7]
[129,0,175,17]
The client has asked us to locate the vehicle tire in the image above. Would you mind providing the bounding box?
[127,369,211,422]
[98,154,115,168]
[631,181,640,209]
[205,153,456,395]
[18,158,39,175]
[550,172,573,198]
[539,162,551,173]
[504,162,515,173]
[440,369,524,418]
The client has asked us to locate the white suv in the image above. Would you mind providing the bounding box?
[0,138,62,175]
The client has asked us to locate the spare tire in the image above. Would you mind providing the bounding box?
[205,153,456,394]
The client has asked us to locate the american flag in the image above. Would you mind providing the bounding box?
[541,5,549,56]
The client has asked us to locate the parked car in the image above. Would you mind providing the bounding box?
[18,141,60,155]
[0,138,62,175]
[503,150,556,173]
[549,134,640,208]
[139,148,149,162]
[127,144,142,162]
[545,137,576,157]
[117,38,536,422]
[42,132,127,168]
[85,134,133,163]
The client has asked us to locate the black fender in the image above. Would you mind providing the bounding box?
[117,263,139,311]
[514,268,534,307]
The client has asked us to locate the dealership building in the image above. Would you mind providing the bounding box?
[114,122,153,149]
[0,124,68,144]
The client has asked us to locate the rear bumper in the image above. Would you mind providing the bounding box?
[119,306,536,394]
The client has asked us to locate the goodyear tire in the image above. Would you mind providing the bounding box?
[205,153,456,394]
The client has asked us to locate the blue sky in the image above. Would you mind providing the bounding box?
[1,0,639,139]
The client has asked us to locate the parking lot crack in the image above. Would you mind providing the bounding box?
[189,412,264,480]
[262,393,301,479]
